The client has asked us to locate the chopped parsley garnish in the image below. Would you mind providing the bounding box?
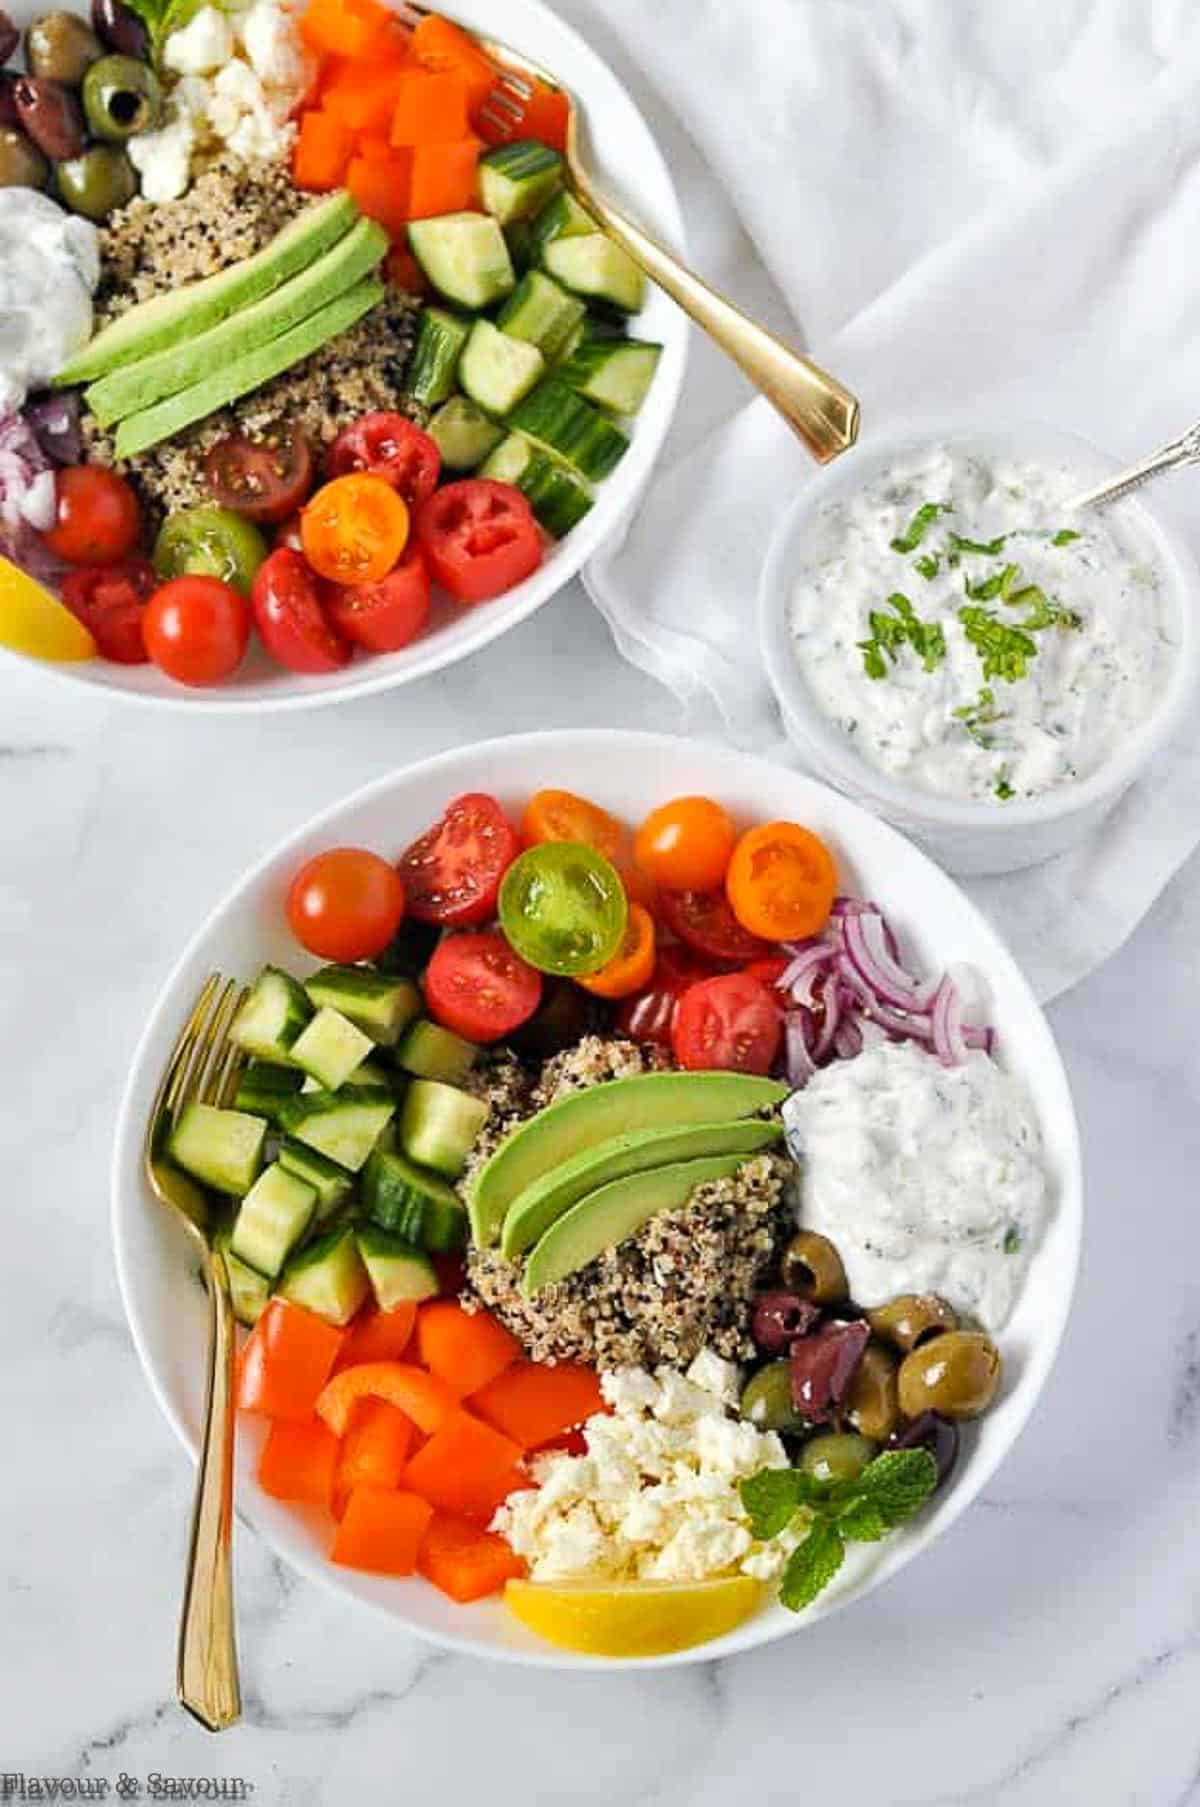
[947,530,1009,560]
[964,561,1020,602]
[1051,528,1081,545]
[1003,1225,1023,1252]
[858,592,946,680]
[994,773,1015,801]
[890,501,952,554]
[1006,585,1082,631]
[958,607,1039,682]
[953,685,1004,748]
[914,552,940,581]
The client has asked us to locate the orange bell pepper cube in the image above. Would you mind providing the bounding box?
[418,1512,525,1603]
[332,1397,415,1518]
[389,69,469,145]
[301,0,391,60]
[334,1302,417,1372]
[315,1360,457,1438]
[257,1418,340,1507]
[237,1299,345,1423]
[406,137,481,220]
[468,1361,607,1451]
[331,1486,433,1574]
[416,1300,521,1398]
[323,60,409,133]
[346,152,412,237]
[410,13,496,112]
[402,1407,526,1518]
[474,78,568,152]
[293,109,352,190]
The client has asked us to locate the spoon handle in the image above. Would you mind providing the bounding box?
[1067,420,1200,511]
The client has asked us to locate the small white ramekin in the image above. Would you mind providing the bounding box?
[758,419,1200,876]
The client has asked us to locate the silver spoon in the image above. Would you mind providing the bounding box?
[1065,419,1200,511]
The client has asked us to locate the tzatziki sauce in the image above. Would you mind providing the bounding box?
[788,442,1174,804]
[783,1038,1046,1332]
[0,189,101,415]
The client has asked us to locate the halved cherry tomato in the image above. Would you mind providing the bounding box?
[672,972,781,1075]
[415,479,541,603]
[326,413,441,510]
[424,929,543,1041]
[658,886,771,963]
[205,425,314,524]
[634,796,736,892]
[286,846,406,961]
[521,789,625,862]
[398,791,521,926]
[250,547,351,674]
[301,473,409,585]
[743,955,791,990]
[142,575,249,686]
[726,822,837,942]
[59,556,155,663]
[578,902,656,999]
[42,466,140,566]
[613,944,721,1045]
[275,514,305,552]
[325,542,430,652]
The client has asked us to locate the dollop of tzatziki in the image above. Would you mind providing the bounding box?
[783,1038,1046,1331]
[0,189,101,414]
[788,443,1174,803]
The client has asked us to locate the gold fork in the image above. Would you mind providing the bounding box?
[143,972,249,1733]
[397,3,860,464]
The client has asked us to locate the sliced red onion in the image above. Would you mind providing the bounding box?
[812,972,841,1061]
[963,1023,994,1054]
[843,908,937,1010]
[24,392,83,465]
[930,973,969,1067]
[832,1018,863,1060]
[19,468,56,532]
[778,942,834,1007]
[784,1012,816,1087]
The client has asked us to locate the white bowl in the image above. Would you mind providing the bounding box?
[111,729,1083,1670]
[1,0,687,713]
[759,420,1200,876]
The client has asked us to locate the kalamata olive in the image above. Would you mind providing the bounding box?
[799,1431,877,1488]
[751,1289,821,1354]
[843,1340,899,1441]
[739,1359,809,1435]
[14,74,85,159]
[867,1292,958,1354]
[0,122,49,186]
[24,11,103,84]
[82,52,159,139]
[888,1411,960,1488]
[780,1229,847,1304]
[789,1317,870,1424]
[91,0,149,60]
[0,70,20,128]
[54,142,135,218]
[0,8,18,63]
[897,1330,1001,1421]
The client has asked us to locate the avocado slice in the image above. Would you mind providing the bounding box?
[500,1115,783,1259]
[55,191,360,388]
[86,217,389,428]
[467,1071,788,1248]
[114,276,385,459]
[522,1153,754,1295]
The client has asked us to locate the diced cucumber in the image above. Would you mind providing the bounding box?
[543,234,646,314]
[233,1059,305,1123]
[479,140,564,225]
[428,395,506,471]
[406,306,472,408]
[554,312,628,367]
[356,1224,439,1310]
[169,1102,267,1198]
[399,1078,488,1178]
[216,1231,272,1328]
[407,212,515,310]
[459,318,545,416]
[300,1061,389,1093]
[303,965,421,1048]
[529,190,594,263]
[362,1147,468,1251]
[497,271,586,363]
[277,1085,395,1172]
[479,433,593,537]
[396,1019,479,1085]
[230,966,313,1063]
[508,380,629,479]
[504,217,536,275]
[230,1161,316,1278]
[278,1224,370,1326]
[557,339,662,415]
[276,1136,355,1220]
[289,1006,374,1091]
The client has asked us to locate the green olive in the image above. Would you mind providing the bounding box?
[0,123,49,188]
[897,1330,1002,1421]
[867,1293,958,1354]
[739,1359,807,1435]
[798,1431,877,1488]
[55,142,136,218]
[25,11,103,84]
[81,52,159,140]
[780,1230,847,1304]
[843,1341,899,1440]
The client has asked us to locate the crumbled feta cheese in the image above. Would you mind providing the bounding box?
[128,108,199,202]
[164,5,235,74]
[239,0,315,92]
[686,1348,742,1409]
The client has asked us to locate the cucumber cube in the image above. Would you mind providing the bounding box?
[399,1078,488,1178]
[169,1102,267,1197]
[231,1162,317,1278]
[356,1225,439,1310]
[459,319,545,417]
[278,1225,370,1326]
[543,234,646,314]
[290,1006,374,1090]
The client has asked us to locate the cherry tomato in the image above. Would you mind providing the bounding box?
[398,792,522,926]
[520,788,653,909]
[415,479,542,603]
[326,413,441,510]
[142,575,249,686]
[286,847,406,961]
[614,945,723,1046]
[42,466,140,566]
[726,822,837,942]
[325,543,430,653]
[658,887,771,963]
[672,972,782,1075]
[578,902,656,999]
[275,514,305,552]
[634,796,736,892]
[59,556,155,663]
[742,956,791,990]
[301,474,409,585]
[498,842,628,977]
[424,929,542,1042]
[250,548,351,675]
[205,425,314,524]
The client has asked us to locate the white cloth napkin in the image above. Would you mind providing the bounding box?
[581,0,1200,1002]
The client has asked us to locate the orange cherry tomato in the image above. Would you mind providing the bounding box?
[634,796,737,892]
[725,822,837,942]
[300,473,409,585]
[522,787,655,912]
[578,901,656,999]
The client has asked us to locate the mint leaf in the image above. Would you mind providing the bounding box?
[836,1497,889,1542]
[914,552,940,581]
[858,639,888,681]
[994,774,1015,801]
[739,1467,814,1540]
[780,1517,845,1611]
[890,501,951,553]
[859,593,945,679]
[948,531,1008,559]
[1006,585,1082,632]
[851,1448,938,1525]
[958,606,1038,682]
[953,685,1004,748]
[964,562,1020,602]
[1052,528,1081,545]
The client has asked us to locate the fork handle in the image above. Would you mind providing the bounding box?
[568,178,860,464]
[177,1244,241,1732]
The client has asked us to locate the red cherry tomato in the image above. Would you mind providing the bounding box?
[658,887,772,964]
[250,548,352,674]
[326,413,441,510]
[398,791,521,926]
[614,944,723,1046]
[742,956,791,990]
[205,425,314,524]
[424,929,542,1042]
[59,556,155,663]
[326,543,430,653]
[142,576,249,686]
[415,479,542,604]
[42,466,140,566]
[671,972,782,1074]
[286,847,406,961]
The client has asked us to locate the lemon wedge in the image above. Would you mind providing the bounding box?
[504,1576,765,1657]
[0,556,95,662]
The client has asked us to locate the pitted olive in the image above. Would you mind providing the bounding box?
[739,1359,808,1435]
[798,1431,877,1488]
[897,1330,1001,1421]
[867,1293,958,1354]
[14,73,86,159]
[91,0,150,60]
[0,122,49,186]
[780,1229,847,1304]
[54,141,135,217]
[82,52,159,139]
[843,1340,900,1441]
[24,11,103,84]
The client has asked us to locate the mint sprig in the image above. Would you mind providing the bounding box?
[858,592,946,680]
[890,501,951,553]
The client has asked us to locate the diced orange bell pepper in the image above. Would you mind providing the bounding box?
[468,1361,606,1451]
[416,1300,521,1398]
[418,1512,525,1602]
[473,79,568,152]
[301,0,391,60]
[402,1408,525,1518]
[410,13,496,112]
[389,69,469,145]
[332,1397,414,1518]
[315,1360,457,1438]
[335,1302,417,1371]
[237,1300,345,1423]
[346,152,413,236]
[406,137,481,220]
[257,1418,340,1507]
[331,1486,433,1574]
[323,59,409,133]
[293,109,353,190]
